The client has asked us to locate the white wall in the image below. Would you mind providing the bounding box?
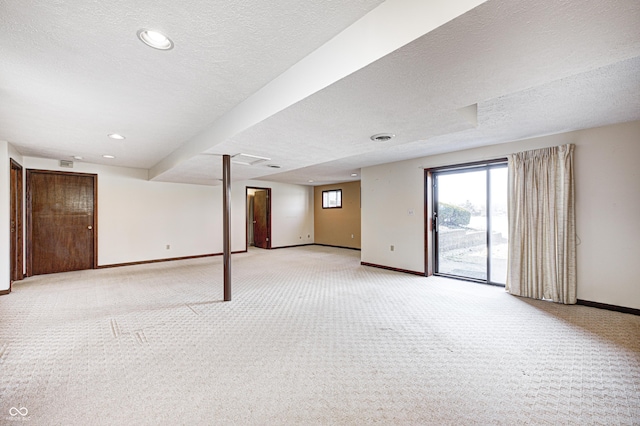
[23,157,221,265]
[0,142,24,291]
[362,120,640,310]
[0,141,10,291]
[5,159,314,272]
[361,161,425,273]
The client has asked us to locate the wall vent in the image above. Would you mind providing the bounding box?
[59,160,74,168]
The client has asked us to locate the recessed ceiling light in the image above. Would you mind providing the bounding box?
[351,173,358,177]
[370,133,395,142]
[108,133,126,140]
[308,180,314,183]
[266,164,281,169]
[73,156,83,160]
[137,29,174,50]
[102,154,115,159]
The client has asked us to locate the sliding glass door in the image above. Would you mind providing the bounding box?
[433,163,508,285]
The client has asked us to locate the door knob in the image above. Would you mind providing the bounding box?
[88,225,93,230]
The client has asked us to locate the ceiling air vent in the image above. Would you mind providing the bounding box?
[231,153,270,166]
[370,133,395,142]
[59,160,74,168]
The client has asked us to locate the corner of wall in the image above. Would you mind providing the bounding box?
[0,141,11,291]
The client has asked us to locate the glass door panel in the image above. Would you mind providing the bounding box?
[435,170,487,280]
[489,167,508,284]
[433,163,508,285]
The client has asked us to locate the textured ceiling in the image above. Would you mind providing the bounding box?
[0,0,385,167]
[1,0,639,186]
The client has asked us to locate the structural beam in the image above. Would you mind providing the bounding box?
[222,154,231,301]
[149,0,487,180]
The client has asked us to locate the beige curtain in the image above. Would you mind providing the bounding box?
[506,144,576,304]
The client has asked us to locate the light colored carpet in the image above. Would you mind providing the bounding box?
[0,246,639,425]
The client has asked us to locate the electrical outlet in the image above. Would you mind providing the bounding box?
[390,245,394,251]
[166,244,170,250]
[351,234,354,239]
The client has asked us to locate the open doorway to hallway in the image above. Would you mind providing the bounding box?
[246,187,271,249]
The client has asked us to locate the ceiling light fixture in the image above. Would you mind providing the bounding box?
[370,133,395,142]
[351,173,358,177]
[73,156,83,160]
[137,29,174,50]
[108,133,126,140]
[308,180,314,183]
[102,154,115,159]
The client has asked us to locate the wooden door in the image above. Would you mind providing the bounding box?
[253,189,270,249]
[10,159,24,285]
[27,170,97,275]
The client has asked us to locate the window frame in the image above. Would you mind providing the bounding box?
[322,189,342,209]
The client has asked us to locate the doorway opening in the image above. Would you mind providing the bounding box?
[430,160,508,285]
[10,159,24,289]
[246,187,271,249]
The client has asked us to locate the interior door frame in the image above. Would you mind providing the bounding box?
[26,169,98,276]
[10,159,24,289]
[246,186,271,250]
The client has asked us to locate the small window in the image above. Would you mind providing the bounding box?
[322,189,342,209]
